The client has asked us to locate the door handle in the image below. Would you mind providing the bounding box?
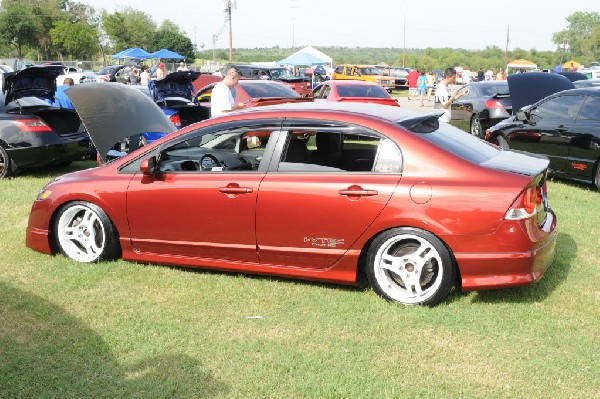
[338,186,378,197]
[218,186,253,194]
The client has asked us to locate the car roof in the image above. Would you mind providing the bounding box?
[325,80,380,86]
[236,101,424,122]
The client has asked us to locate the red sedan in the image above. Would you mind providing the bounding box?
[26,84,557,306]
[312,80,399,106]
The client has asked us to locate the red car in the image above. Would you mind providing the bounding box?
[26,84,557,306]
[195,79,313,110]
[312,80,399,106]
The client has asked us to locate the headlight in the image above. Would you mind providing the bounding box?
[36,189,52,200]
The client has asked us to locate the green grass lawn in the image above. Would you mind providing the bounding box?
[1,161,599,398]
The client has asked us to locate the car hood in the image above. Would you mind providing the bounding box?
[149,71,201,101]
[3,65,65,105]
[66,83,177,163]
[507,72,574,112]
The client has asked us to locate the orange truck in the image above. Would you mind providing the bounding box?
[332,64,395,93]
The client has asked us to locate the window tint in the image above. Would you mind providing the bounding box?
[532,95,585,121]
[576,96,600,121]
[278,130,401,173]
[241,82,299,98]
[415,123,500,164]
[337,84,388,98]
[478,83,509,97]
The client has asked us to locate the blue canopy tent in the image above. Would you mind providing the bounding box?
[112,48,152,59]
[150,49,185,60]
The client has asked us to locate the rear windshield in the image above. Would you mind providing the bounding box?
[412,122,501,164]
[242,82,299,98]
[337,84,388,98]
[479,83,510,96]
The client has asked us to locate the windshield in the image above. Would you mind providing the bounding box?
[358,68,381,75]
[269,68,295,79]
[242,82,299,98]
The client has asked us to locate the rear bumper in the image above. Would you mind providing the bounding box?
[8,139,89,171]
[458,222,558,291]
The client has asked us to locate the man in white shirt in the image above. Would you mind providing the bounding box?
[435,68,468,123]
[210,66,245,117]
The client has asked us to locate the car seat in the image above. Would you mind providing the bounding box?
[311,132,342,167]
[284,137,309,163]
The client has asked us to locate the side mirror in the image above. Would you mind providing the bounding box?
[140,156,157,175]
[516,110,528,121]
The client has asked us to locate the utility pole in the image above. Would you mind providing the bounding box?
[503,26,510,78]
[225,0,234,63]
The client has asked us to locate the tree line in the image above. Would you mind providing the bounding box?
[0,1,597,71]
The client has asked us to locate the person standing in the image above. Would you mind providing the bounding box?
[477,68,485,81]
[434,68,468,123]
[53,77,75,109]
[426,71,436,101]
[128,66,140,85]
[155,63,165,80]
[462,66,472,85]
[177,62,188,72]
[140,66,150,86]
[417,71,427,106]
[406,68,419,100]
[210,66,245,117]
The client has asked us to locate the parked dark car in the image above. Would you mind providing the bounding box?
[0,65,90,178]
[232,64,312,96]
[27,83,557,306]
[485,72,600,189]
[449,81,512,137]
[148,71,210,128]
[96,65,127,82]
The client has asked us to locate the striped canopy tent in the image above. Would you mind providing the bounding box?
[562,60,581,70]
[506,59,537,69]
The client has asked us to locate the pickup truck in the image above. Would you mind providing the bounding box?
[332,64,395,93]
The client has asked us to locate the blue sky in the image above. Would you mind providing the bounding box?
[85,0,597,52]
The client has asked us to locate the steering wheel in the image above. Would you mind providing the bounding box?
[200,154,221,170]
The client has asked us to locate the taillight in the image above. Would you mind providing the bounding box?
[505,186,539,220]
[169,113,181,128]
[14,118,53,132]
[485,100,505,109]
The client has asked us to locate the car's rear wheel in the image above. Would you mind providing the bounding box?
[470,116,482,137]
[494,135,509,149]
[594,160,600,190]
[54,201,121,263]
[0,146,12,178]
[366,228,455,306]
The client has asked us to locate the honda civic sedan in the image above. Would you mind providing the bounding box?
[26,83,557,306]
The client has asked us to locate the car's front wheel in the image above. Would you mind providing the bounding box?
[470,115,482,137]
[54,201,121,263]
[594,160,600,190]
[0,145,12,178]
[366,228,455,306]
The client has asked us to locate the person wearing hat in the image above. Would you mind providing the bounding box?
[155,63,165,80]
[177,62,188,72]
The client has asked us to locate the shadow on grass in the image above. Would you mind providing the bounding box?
[0,281,229,398]
[10,159,97,180]
[471,231,575,304]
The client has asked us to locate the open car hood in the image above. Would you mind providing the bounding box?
[149,71,201,101]
[3,65,65,105]
[67,83,177,163]
[507,72,574,112]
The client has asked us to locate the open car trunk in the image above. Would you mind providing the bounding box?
[172,104,211,126]
[31,108,85,137]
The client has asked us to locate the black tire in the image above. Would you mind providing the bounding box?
[494,135,509,149]
[470,115,482,137]
[366,228,455,306]
[594,160,600,190]
[0,145,12,178]
[53,201,121,263]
